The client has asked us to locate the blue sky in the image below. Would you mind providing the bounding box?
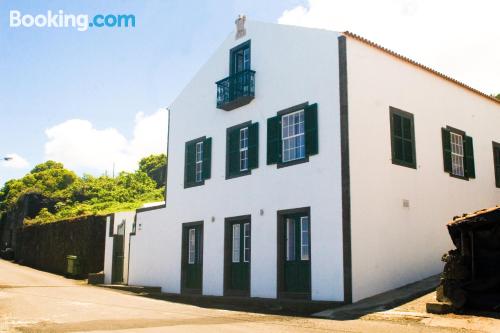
[0,0,304,185]
[1,0,499,186]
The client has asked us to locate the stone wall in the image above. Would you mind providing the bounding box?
[16,215,106,276]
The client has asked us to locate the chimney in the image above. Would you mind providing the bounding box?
[235,15,246,39]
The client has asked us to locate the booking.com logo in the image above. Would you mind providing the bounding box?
[9,10,135,31]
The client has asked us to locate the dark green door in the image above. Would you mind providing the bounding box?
[283,214,310,293]
[228,220,250,292]
[184,225,203,291]
[111,234,124,284]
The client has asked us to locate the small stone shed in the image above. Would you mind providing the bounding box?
[439,205,500,310]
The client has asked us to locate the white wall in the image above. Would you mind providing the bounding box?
[129,21,345,301]
[346,37,500,302]
[103,211,136,284]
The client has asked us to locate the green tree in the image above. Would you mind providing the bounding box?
[138,154,167,188]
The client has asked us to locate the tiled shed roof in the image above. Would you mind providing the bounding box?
[342,31,500,106]
[448,205,500,226]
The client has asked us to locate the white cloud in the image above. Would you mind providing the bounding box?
[278,0,500,95]
[1,153,29,169]
[44,108,168,175]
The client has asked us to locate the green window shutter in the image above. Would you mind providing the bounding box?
[305,103,318,156]
[227,128,240,176]
[267,116,281,165]
[494,146,500,188]
[391,113,404,162]
[184,141,196,186]
[464,135,475,179]
[441,128,452,173]
[248,122,259,170]
[202,138,212,180]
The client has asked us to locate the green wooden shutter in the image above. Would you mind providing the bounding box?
[464,135,475,178]
[248,122,259,170]
[227,127,240,176]
[441,128,452,173]
[391,113,404,162]
[267,116,281,165]
[305,103,318,156]
[494,147,500,188]
[184,141,196,186]
[202,138,212,180]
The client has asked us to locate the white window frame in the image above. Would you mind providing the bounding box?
[450,132,465,177]
[232,224,240,263]
[282,110,305,163]
[243,222,250,263]
[239,127,249,171]
[188,228,196,264]
[286,218,295,261]
[195,142,203,182]
[300,217,310,261]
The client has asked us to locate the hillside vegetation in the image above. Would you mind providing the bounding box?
[0,154,166,225]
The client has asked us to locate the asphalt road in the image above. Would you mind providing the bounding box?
[0,259,487,332]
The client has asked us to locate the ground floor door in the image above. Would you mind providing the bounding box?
[182,222,203,293]
[224,216,250,295]
[278,209,311,298]
[111,221,125,284]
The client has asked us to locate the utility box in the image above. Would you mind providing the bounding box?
[66,255,81,277]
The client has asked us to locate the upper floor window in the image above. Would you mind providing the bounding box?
[185,136,212,188]
[441,127,475,180]
[282,110,306,163]
[230,40,250,74]
[226,121,259,179]
[217,40,255,111]
[389,107,416,169]
[240,127,249,171]
[267,103,318,168]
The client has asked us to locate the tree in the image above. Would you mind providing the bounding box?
[0,155,165,224]
[138,154,167,188]
[496,94,500,100]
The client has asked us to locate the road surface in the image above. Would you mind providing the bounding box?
[0,259,493,332]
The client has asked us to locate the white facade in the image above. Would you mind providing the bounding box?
[128,21,500,303]
[104,211,135,284]
[345,35,500,301]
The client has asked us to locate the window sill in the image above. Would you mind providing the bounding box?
[226,169,251,180]
[277,156,309,169]
[447,172,470,181]
[184,180,206,189]
[391,159,417,169]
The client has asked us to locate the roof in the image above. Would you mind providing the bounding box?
[447,205,500,226]
[342,31,500,106]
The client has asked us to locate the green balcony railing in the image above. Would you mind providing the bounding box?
[216,69,255,111]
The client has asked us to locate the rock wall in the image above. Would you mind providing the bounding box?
[16,215,106,276]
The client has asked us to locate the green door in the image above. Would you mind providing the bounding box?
[184,225,203,291]
[111,234,124,284]
[228,220,250,292]
[283,214,310,293]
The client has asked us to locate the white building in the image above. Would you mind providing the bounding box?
[104,211,135,285]
[127,19,500,303]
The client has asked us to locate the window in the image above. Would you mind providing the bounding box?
[230,41,250,75]
[441,127,475,179]
[450,132,464,177]
[184,137,212,188]
[300,217,309,261]
[226,122,259,179]
[282,110,305,163]
[188,228,196,264]
[267,103,318,167]
[232,224,240,263]
[195,142,203,182]
[390,107,416,168]
[493,142,500,188]
[286,218,295,261]
[240,127,249,171]
[243,223,250,262]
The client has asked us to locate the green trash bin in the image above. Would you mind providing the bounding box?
[66,255,81,276]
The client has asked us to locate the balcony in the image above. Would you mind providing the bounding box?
[216,69,255,111]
